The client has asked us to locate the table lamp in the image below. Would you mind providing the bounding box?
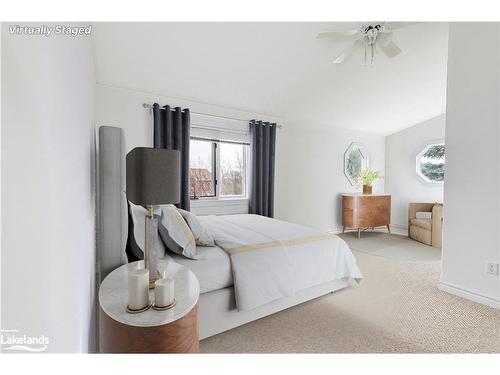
[126,147,181,288]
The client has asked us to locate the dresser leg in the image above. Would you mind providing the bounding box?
[357,228,361,239]
[342,226,345,234]
[387,225,391,234]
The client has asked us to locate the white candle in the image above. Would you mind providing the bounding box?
[128,269,149,310]
[155,278,174,307]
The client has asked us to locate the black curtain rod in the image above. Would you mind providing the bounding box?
[142,103,282,129]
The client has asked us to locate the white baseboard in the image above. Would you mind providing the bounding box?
[387,224,407,236]
[390,223,408,230]
[438,281,500,309]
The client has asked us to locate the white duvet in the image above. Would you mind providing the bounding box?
[199,214,363,311]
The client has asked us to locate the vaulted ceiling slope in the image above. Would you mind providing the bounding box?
[92,22,448,135]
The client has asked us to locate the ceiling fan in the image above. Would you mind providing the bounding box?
[317,22,416,65]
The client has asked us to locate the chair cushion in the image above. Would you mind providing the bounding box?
[410,218,432,231]
[409,225,432,246]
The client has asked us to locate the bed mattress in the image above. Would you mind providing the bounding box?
[166,245,233,294]
[164,214,361,310]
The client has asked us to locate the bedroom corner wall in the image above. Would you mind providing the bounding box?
[1,23,97,351]
[440,23,500,308]
[385,115,446,230]
[274,123,385,233]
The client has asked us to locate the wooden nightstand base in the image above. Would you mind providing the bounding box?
[99,303,199,353]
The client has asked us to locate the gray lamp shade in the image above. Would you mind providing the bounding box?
[126,147,181,205]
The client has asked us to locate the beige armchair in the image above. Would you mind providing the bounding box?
[408,203,443,248]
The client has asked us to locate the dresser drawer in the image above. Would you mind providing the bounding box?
[342,194,391,235]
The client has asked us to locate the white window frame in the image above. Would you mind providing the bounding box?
[190,138,250,202]
[216,141,250,200]
[415,141,445,185]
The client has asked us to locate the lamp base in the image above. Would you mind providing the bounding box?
[145,206,161,288]
[149,277,160,290]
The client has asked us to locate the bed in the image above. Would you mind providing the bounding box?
[98,126,362,340]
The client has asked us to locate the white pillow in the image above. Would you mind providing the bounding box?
[128,201,166,259]
[158,205,199,259]
[177,208,215,246]
[416,211,432,220]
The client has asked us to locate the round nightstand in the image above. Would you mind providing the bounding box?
[99,260,200,353]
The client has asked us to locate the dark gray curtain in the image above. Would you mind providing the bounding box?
[153,103,190,211]
[249,120,277,217]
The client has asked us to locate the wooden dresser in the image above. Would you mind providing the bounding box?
[342,194,391,238]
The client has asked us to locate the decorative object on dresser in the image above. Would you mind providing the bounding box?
[99,261,200,353]
[357,169,382,195]
[408,202,443,248]
[344,142,369,186]
[126,147,181,288]
[342,193,391,238]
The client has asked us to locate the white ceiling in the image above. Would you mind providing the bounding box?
[92,22,449,135]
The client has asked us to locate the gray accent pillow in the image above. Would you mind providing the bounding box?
[177,208,215,246]
[158,205,199,259]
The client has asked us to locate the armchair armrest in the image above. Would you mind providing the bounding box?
[431,204,443,248]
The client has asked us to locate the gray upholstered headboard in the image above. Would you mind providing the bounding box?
[97,126,128,282]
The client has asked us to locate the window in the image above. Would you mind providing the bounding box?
[416,142,445,183]
[189,139,216,198]
[189,138,248,200]
[219,142,246,197]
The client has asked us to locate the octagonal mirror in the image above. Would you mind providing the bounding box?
[344,142,369,186]
[416,142,445,184]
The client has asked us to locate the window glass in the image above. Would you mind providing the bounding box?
[189,140,215,198]
[416,143,445,183]
[220,142,246,197]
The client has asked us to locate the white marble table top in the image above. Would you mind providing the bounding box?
[99,260,200,327]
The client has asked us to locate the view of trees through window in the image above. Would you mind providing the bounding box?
[416,143,445,183]
[189,140,215,198]
[219,142,245,196]
[189,139,246,199]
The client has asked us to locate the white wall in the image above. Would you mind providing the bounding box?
[1,24,96,351]
[96,84,385,232]
[274,124,385,233]
[385,115,445,229]
[440,23,500,308]
[95,84,287,216]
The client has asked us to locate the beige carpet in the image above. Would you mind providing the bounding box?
[200,234,499,353]
[340,231,442,262]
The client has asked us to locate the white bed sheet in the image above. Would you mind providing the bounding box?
[165,245,233,294]
[199,214,362,311]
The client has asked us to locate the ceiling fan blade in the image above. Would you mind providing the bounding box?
[387,22,419,30]
[379,40,402,58]
[376,32,402,58]
[332,40,363,64]
[317,30,360,42]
